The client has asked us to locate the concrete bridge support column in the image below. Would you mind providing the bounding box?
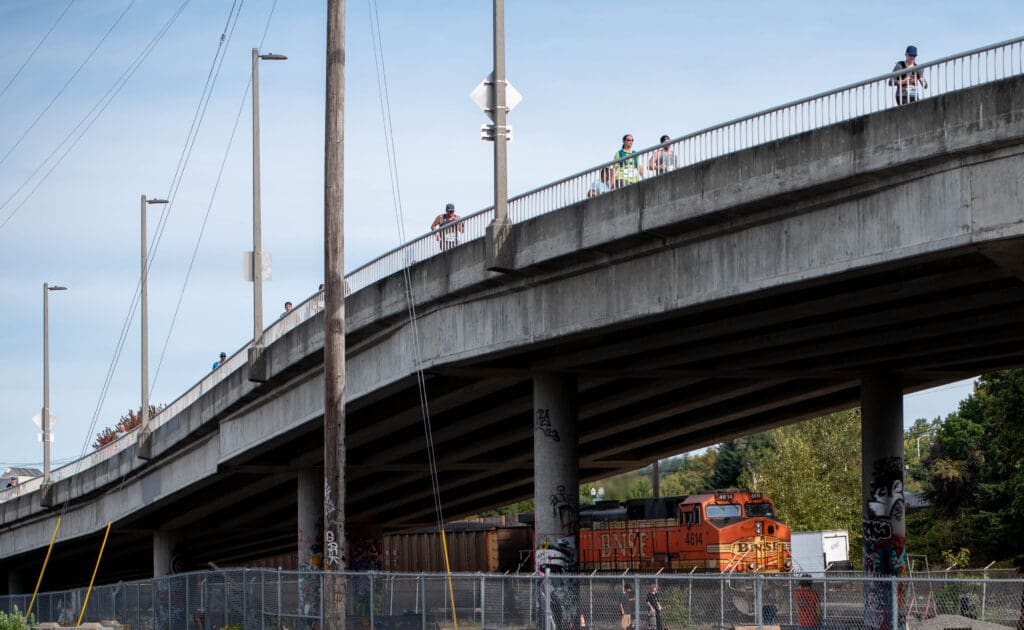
[861,373,906,630]
[533,373,579,572]
[297,469,323,616]
[298,470,323,569]
[153,530,181,578]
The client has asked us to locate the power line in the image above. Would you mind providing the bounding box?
[0,1,192,232]
[0,0,77,101]
[152,0,281,390]
[0,0,138,171]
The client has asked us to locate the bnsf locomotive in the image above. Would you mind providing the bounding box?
[578,490,792,573]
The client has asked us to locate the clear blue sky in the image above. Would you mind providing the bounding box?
[0,1,1018,469]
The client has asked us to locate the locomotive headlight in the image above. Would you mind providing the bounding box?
[747,562,757,570]
[784,560,792,568]
[755,521,763,535]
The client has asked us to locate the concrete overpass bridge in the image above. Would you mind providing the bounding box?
[2,38,1024,591]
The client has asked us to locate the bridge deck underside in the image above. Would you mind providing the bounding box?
[13,242,1024,588]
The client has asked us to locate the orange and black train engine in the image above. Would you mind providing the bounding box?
[577,490,792,573]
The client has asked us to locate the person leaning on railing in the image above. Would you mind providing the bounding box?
[431,203,464,251]
[648,135,677,175]
[891,44,928,105]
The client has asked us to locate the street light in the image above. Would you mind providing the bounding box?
[42,282,67,485]
[140,195,168,444]
[249,48,287,361]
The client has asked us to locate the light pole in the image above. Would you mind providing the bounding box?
[250,48,287,360]
[42,282,67,485]
[140,195,168,443]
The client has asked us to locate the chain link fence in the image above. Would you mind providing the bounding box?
[2,569,1023,629]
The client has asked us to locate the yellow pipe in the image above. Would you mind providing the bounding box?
[440,529,458,630]
[76,521,112,627]
[25,516,62,623]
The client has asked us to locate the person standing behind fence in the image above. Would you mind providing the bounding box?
[794,576,822,630]
[891,45,928,105]
[613,134,644,188]
[619,583,635,630]
[645,582,663,630]
[648,135,677,176]
[431,203,464,251]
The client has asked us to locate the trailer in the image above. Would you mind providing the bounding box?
[790,530,851,576]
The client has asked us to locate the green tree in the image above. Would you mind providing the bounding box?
[661,451,716,495]
[710,434,774,489]
[903,417,938,493]
[741,410,862,560]
[915,370,1024,565]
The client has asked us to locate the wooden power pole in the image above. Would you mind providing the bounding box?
[323,0,346,627]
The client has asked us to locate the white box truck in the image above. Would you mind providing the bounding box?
[791,530,851,576]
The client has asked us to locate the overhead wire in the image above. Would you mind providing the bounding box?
[152,0,280,388]
[0,0,77,101]
[0,0,139,171]
[0,0,194,232]
[367,0,455,610]
[54,0,244,515]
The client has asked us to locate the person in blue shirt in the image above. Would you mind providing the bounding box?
[587,168,613,198]
[212,352,226,370]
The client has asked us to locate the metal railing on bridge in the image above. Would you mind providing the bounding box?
[3,568,1024,630]
[2,35,1022,505]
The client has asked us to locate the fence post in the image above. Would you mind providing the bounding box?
[982,569,988,620]
[544,569,552,630]
[260,571,265,630]
[822,574,828,627]
[890,578,898,630]
[788,577,793,626]
[186,577,191,630]
[755,576,763,629]
[480,574,486,629]
[588,576,593,628]
[633,576,641,628]
[719,578,725,630]
[420,574,427,630]
[370,572,376,630]
[278,569,283,630]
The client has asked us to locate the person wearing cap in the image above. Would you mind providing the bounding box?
[212,352,227,370]
[430,203,464,251]
[891,45,928,105]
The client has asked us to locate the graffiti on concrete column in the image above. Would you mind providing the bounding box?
[535,408,561,442]
[862,455,906,570]
[549,484,579,537]
[536,533,577,573]
[863,455,906,630]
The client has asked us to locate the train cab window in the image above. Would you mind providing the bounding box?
[745,502,774,518]
[705,503,742,520]
[681,506,702,526]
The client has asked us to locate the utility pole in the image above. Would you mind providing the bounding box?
[323,0,346,627]
[484,0,514,271]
